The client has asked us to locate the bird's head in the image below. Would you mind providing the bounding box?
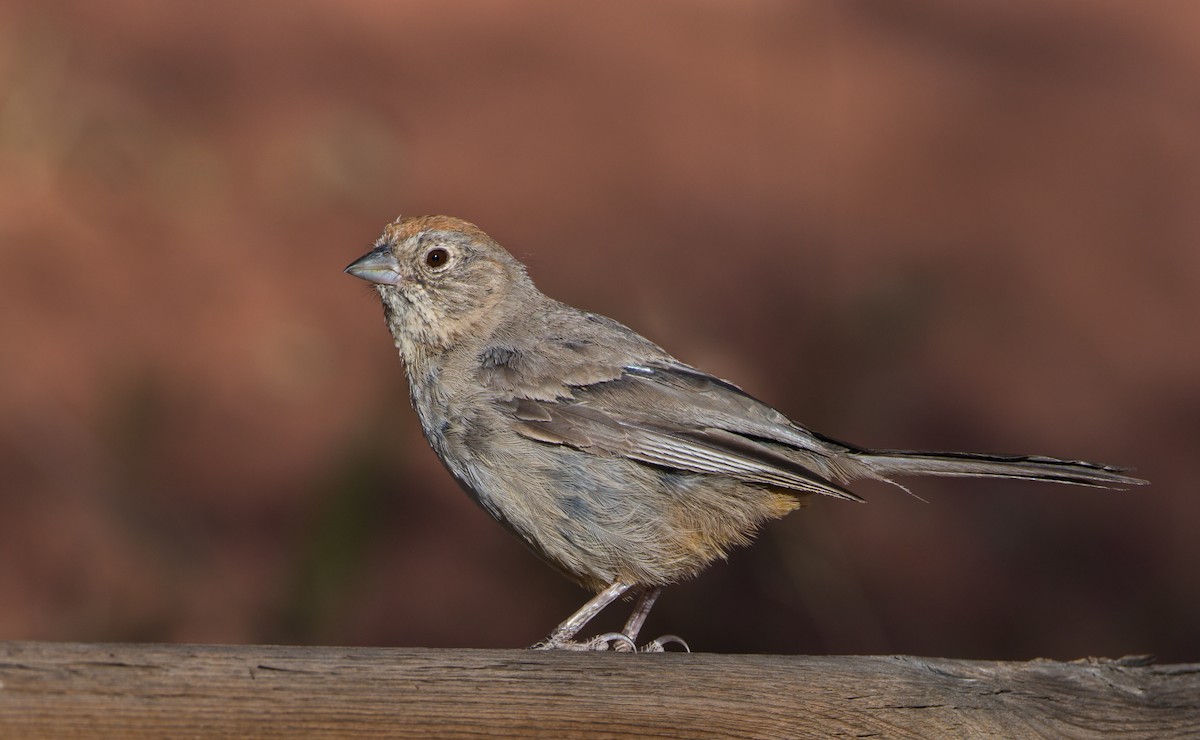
[346,215,533,358]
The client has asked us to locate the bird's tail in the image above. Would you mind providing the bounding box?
[852,449,1147,489]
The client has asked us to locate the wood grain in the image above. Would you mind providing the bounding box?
[0,642,1196,738]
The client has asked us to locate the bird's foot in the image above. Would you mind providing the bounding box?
[530,632,690,653]
[530,632,635,651]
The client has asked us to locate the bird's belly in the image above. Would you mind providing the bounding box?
[452,433,801,590]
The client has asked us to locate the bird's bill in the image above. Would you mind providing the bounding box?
[345,246,403,285]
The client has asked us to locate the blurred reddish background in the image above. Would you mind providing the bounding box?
[0,0,1196,660]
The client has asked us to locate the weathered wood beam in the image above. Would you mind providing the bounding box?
[0,642,1196,738]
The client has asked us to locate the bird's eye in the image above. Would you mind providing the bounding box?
[425,247,450,269]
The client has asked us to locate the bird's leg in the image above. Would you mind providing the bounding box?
[532,581,633,650]
[614,585,662,647]
[532,582,689,652]
[612,586,690,653]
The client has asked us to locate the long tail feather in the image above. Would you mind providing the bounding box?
[854,449,1147,489]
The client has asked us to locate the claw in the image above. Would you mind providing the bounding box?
[643,634,690,653]
[593,632,638,652]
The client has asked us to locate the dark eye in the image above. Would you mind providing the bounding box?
[425,247,449,269]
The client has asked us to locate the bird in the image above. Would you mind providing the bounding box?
[345,215,1146,652]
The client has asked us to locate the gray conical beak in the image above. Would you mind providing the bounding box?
[345,246,403,286]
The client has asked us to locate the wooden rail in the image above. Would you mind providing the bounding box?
[0,642,1196,737]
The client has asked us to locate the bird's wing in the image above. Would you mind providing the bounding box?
[479,343,863,501]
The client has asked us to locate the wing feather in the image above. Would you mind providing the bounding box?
[499,395,863,502]
[479,333,864,501]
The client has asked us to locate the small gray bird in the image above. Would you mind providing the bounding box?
[345,215,1146,651]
